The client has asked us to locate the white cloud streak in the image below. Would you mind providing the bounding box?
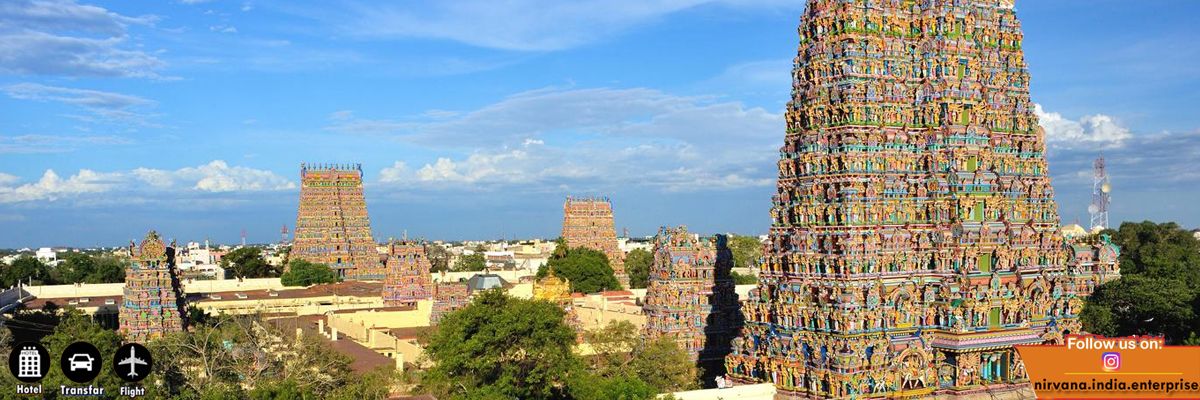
[2,82,157,126]
[0,161,294,204]
[336,0,800,51]
[0,0,165,78]
[368,86,781,192]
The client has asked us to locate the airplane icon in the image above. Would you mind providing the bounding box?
[116,347,148,378]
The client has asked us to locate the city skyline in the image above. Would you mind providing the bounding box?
[2,0,1200,248]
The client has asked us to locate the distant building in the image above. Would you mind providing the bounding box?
[119,231,187,342]
[382,241,433,307]
[562,196,626,287]
[430,282,469,324]
[291,163,380,280]
[34,248,56,264]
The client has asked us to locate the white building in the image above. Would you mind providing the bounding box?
[35,248,57,264]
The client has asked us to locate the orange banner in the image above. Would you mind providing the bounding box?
[1016,335,1200,399]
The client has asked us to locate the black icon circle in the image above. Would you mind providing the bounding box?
[8,341,50,383]
[60,341,102,383]
[112,343,152,382]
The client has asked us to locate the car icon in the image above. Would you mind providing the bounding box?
[68,353,93,371]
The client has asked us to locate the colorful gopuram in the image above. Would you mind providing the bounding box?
[292,163,381,280]
[643,227,741,379]
[561,196,626,287]
[119,231,187,343]
[430,282,470,324]
[724,1,1119,398]
[381,240,433,306]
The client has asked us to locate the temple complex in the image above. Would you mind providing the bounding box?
[561,196,627,286]
[381,240,433,306]
[292,163,381,280]
[723,1,1119,398]
[119,231,187,343]
[643,227,741,379]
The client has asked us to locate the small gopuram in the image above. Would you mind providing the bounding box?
[381,240,433,306]
[533,268,572,304]
[643,226,740,379]
[724,1,1118,398]
[119,231,187,342]
[430,282,469,324]
[561,196,626,286]
[292,163,381,280]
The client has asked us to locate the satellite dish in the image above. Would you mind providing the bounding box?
[1087,204,1099,214]
[1101,182,1111,193]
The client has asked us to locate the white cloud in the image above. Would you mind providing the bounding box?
[0,134,131,154]
[0,169,121,203]
[0,161,295,205]
[3,83,156,125]
[0,0,165,78]
[1036,104,1131,150]
[132,160,295,192]
[378,161,408,183]
[0,173,19,185]
[337,0,801,51]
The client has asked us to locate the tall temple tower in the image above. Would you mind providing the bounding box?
[292,163,381,280]
[724,1,1112,397]
[381,240,433,306]
[643,227,742,380]
[561,196,626,286]
[119,231,187,343]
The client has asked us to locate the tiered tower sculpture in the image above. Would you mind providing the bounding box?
[430,282,469,324]
[724,1,1115,397]
[561,196,626,287]
[119,231,187,342]
[381,240,433,306]
[643,227,741,379]
[292,163,381,280]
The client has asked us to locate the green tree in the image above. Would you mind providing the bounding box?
[1081,221,1200,344]
[580,321,698,393]
[1104,221,1200,287]
[86,255,126,283]
[37,310,131,399]
[52,253,126,284]
[3,256,54,286]
[418,290,579,399]
[327,367,401,400]
[280,259,339,286]
[624,249,652,289]
[537,246,620,294]
[221,247,277,278]
[452,252,486,272]
[53,252,92,283]
[1083,275,1195,343]
[426,244,451,273]
[727,234,763,270]
[730,271,757,285]
[631,337,698,392]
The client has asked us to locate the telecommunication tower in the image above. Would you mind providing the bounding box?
[241,228,247,247]
[280,224,289,245]
[1088,155,1111,231]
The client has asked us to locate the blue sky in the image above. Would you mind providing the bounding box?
[1,0,1198,248]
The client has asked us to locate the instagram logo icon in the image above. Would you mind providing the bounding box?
[1101,352,1121,371]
